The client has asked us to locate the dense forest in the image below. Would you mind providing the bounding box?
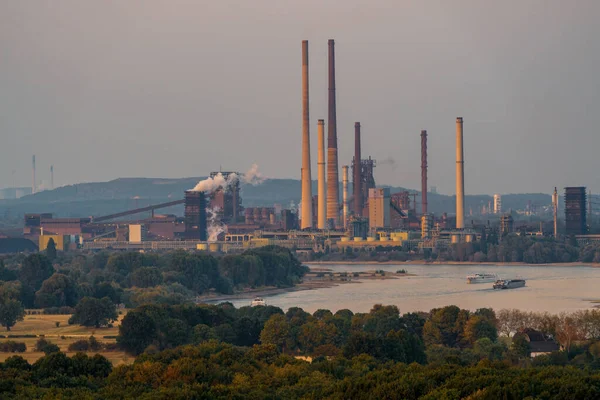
[3,303,600,398]
[0,246,307,330]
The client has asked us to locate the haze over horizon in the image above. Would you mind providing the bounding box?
[2,1,599,196]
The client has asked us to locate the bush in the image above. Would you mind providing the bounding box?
[396,269,407,274]
[55,321,60,328]
[67,336,104,352]
[7,334,36,338]
[0,341,27,352]
[43,306,75,315]
[103,342,120,351]
[35,338,60,354]
[68,339,91,352]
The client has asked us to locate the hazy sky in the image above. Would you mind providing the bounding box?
[1,1,599,195]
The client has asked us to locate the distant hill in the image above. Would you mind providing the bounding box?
[0,177,551,222]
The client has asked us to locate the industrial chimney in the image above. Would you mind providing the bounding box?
[353,122,362,217]
[421,130,428,215]
[455,117,465,229]
[342,165,349,229]
[317,119,327,230]
[32,155,36,194]
[50,165,54,190]
[300,40,313,229]
[553,187,558,237]
[327,39,340,227]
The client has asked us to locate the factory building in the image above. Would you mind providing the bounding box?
[184,191,207,240]
[493,194,502,214]
[421,214,433,239]
[368,188,391,230]
[500,214,514,235]
[208,171,243,224]
[352,156,376,217]
[565,187,587,235]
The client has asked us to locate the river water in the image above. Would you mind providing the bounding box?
[229,264,600,314]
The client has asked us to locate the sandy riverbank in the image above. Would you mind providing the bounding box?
[306,260,600,267]
[198,270,411,303]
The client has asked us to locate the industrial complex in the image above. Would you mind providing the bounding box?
[10,39,598,255]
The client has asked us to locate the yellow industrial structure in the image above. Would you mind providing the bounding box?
[368,188,390,230]
[39,234,69,251]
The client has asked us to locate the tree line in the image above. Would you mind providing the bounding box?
[0,246,307,330]
[438,234,591,264]
[4,301,600,398]
[116,302,600,366]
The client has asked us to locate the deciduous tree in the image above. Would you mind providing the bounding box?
[69,297,117,328]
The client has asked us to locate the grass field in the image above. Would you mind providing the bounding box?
[0,312,133,365]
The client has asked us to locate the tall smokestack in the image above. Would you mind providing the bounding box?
[553,187,558,237]
[317,119,327,229]
[300,40,313,229]
[455,117,465,229]
[50,165,54,190]
[32,155,36,194]
[342,165,349,229]
[353,122,362,217]
[327,39,340,227]
[421,130,428,215]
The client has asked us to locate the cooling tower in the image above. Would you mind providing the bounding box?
[342,165,349,229]
[300,40,313,229]
[455,117,465,229]
[353,122,362,216]
[317,119,327,230]
[327,39,340,227]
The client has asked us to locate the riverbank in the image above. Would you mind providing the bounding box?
[306,260,600,267]
[198,269,412,303]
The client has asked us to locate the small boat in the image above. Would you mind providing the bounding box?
[493,279,526,289]
[251,297,266,307]
[467,273,498,284]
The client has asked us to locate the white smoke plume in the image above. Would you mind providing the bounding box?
[243,163,265,185]
[190,172,238,193]
[206,207,226,242]
[189,163,265,193]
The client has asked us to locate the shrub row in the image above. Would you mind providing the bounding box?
[43,306,75,315]
[0,341,27,352]
[67,336,120,352]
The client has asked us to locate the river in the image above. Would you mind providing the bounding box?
[229,264,600,314]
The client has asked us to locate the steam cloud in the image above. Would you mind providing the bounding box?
[190,172,238,193]
[206,207,226,242]
[243,163,265,185]
[189,163,265,193]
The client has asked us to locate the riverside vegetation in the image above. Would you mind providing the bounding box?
[3,304,600,398]
[0,246,307,331]
[303,233,600,264]
[4,246,600,397]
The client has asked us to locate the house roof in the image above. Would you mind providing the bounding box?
[530,341,560,353]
